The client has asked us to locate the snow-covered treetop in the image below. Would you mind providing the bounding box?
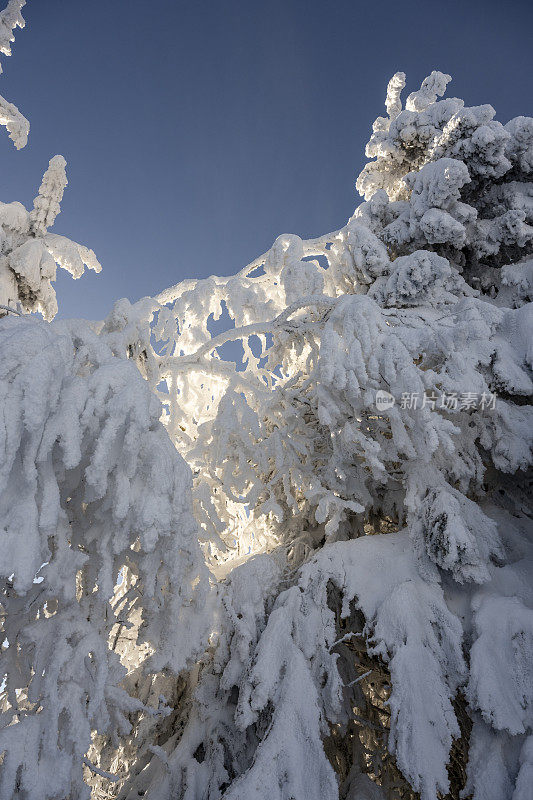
[0,155,101,319]
[30,154,68,235]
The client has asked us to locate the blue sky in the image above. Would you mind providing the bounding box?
[1,0,532,320]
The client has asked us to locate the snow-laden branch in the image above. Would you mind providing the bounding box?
[0,0,28,146]
[83,757,121,783]
[161,295,334,371]
[0,91,28,147]
[154,230,343,307]
[0,0,25,68]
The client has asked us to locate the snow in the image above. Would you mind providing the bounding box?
[0,21,532,800]
[0,0,25,68]
[0,315,209,799]
[0,159,101,320]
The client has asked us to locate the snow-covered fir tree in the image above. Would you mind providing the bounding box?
[0,6,532,800]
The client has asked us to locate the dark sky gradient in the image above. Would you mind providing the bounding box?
[1,0,532,319]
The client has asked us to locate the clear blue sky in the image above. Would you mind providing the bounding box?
[1,0,532,320]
